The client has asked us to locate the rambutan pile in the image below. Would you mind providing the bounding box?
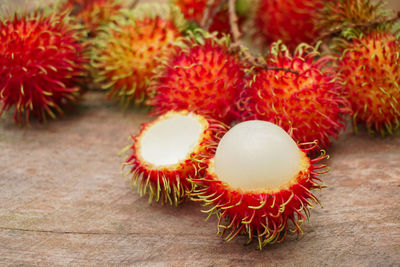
[59,0,123,36]
[147,33,246,124]
[237,42,349,149]
[0,9,87,123]
[254,0,324,48]
[337,29,400,134]
[91,4,186,107]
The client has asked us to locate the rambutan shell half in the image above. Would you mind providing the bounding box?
[124,110,228,205]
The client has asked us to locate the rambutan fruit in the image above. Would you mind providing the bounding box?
[0,9,87,123]
[337,29,400,135]
[91,4,185,107]
[318,0,389,33]
[254,0,324,48]
[237,42,348,149]
[147,33,247,124]
[124,110,228,205]
[190,120,327,249]
[59,0,123,36]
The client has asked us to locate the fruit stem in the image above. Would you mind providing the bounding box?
[129,0,140,9]
[202,0,226,31]
[228,0,241,43]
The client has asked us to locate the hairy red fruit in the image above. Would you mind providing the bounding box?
[124,110,228,205]
[338,30,400,134]
[0,10,87,123]
[92,6,184,107]
[148,35,246,124]
[238,42,348,149]
[255,0,324,48]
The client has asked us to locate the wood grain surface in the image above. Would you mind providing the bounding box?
[1,1,400,266]
[1,92,400,266]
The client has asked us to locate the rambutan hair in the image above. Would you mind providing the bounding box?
[91,4,186,107]
[147,31,247,124]
[0,8,87,123]
[337,28,400,134]
[237,41,349,149]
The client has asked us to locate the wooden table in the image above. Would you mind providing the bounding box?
[1,92,399,266]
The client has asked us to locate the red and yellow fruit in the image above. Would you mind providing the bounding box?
[254,0,324,48]
[148,33,246,124]
[191,120,327,249]
[238,42,348,149]
[124,110,228,205]
[0,9,87,123]
[338,30,400,134]
[91,4,185,106]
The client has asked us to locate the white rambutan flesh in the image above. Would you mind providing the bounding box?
[140,113,205,167]
[214,120,301,191]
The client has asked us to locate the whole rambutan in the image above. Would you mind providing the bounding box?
[237,42,348,149]
[254,0,324,48]
[190,120,327,249]
[59,0,123,36]
[91,4,186,107]
[124,110,228,205]
[147,33,247,124]
[338,29,400,134]
[0,9,87,123]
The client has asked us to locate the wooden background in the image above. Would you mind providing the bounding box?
[1,1,400,266]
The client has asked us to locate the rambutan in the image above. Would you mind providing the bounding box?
[318,0,388,33]
[338,29,400,134]
[147,33,246,124]
[237,42,348,149]
[91,4,185,107]
[59,0,123,36]
[190,120,327,249]
[124,110,228,205]
[254,0,324,48]
[0,9,87,123]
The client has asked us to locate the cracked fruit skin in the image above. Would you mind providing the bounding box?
[338,31,400,135]
[190,120,328,249]
[125,110,228,206]
[0,10,87,123]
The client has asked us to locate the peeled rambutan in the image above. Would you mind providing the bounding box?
[237,42,348,149]
[59,0,123,36]
[338,29,400,134]
[190,120,327,249]
[0,9,87,123]
[147,33,246,124]
[254,0,324,48]
[91,4,185,107]
[124,110,228,205]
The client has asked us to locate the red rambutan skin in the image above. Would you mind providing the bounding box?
[125,111,228,205]
[0,11,87,123]
[190,143,327,249]
[255,0,324,48]
[338,31,400,134]
[60,0,122,36]
[147,36,247,125]
[92,14,182,106]
[238,42,348,149]
[173,0,231,34]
